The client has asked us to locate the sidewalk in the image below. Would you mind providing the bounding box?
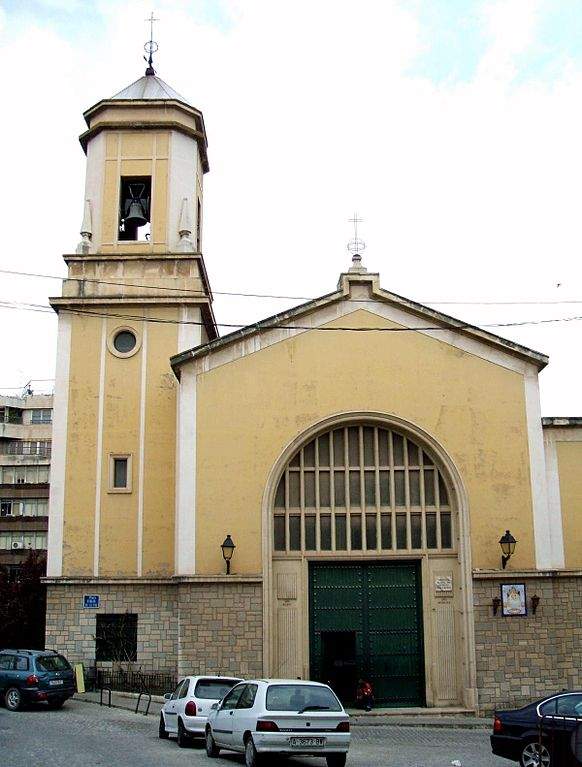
[75,691,490,729]
[76,690,165,717]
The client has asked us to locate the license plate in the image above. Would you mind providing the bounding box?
[289,737,326,748]
[49,680,64,686]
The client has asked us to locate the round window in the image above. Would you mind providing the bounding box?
[113,330,137,354]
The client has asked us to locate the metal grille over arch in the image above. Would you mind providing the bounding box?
[273,423,455,555]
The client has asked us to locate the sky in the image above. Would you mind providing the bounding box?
[0,0,581,414]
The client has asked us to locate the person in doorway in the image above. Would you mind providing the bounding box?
[356,678,374,711]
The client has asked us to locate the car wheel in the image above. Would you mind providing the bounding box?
[158,714,169,739]
[520,739,551,767]
[326,755,348,767]
[177,718,190,748]
[245,737,263,767]
[205,728,220,758]
[47,698,65,710]
[5,687,22,712]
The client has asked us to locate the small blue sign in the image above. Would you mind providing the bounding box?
[83,594,100,609]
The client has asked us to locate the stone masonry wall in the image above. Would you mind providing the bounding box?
[45,582,178,673]
[474,575,582,712]
[177,581,263,679]
[45,579,263,681]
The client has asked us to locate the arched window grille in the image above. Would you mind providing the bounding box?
[273,424,454,554]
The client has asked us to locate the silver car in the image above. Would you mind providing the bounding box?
[205,678,350,766]
[159,675,241,746]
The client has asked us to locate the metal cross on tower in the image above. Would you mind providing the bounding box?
[144,12,159,75]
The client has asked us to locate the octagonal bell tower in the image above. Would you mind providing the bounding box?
[47,62,217,580]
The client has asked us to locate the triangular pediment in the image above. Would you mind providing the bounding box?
[171,270,548,377]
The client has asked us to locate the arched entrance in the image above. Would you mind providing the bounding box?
[263,413,476,709]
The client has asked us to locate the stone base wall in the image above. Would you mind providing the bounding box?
[474,574,582,712]
[177,582,263,678]
[45,578,263,681]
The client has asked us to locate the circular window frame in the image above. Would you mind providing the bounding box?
[107,326,142,359]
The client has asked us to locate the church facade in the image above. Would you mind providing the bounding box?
[45,66,582,713]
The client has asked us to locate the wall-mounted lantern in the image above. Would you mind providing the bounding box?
[531,594,540,615]
[221,534,236,575]
[499,530,517,569]
[492,596,501,616]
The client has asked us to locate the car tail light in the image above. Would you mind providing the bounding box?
[493,716,503,734]
[185,701,197,717]
[26,674,39,686]
[336,721,350,732]
[256,720,280,732]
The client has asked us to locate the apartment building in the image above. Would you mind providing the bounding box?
[0,394,52,577]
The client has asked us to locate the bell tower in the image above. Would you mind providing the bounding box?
[47,54,216,580]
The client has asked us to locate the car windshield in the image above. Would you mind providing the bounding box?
[35,655,71,672]
[194,679,240,700]
[266,684,342,712]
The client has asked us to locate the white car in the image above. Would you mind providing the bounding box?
[159,675,242,746]
[205,678,350,767]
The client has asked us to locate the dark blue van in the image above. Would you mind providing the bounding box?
[0,649,76,710]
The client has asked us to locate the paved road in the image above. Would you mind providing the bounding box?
[0,698,508,767]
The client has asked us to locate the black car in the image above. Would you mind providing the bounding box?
[491,691,582,766]
[0,649,76,711]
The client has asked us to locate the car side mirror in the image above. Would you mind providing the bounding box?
[211,703,218,710]
[163,693,172,701]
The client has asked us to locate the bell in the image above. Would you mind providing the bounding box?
[125,200,147,229]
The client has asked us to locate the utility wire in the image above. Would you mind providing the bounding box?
[0,298,580,333]
[0,267,580,306]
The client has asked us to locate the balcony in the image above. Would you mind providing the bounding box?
[0,442,52,458]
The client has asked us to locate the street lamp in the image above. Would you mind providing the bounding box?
[221,534,236,575]
[499,530,517,569]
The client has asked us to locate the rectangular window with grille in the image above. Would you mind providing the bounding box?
[95,614,138,662]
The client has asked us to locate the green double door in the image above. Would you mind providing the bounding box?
[309,561,425,707]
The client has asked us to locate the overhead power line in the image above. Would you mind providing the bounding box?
[0,268,580,307]
[0,298,581,333]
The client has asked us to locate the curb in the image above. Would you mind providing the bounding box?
[74,695,490,729]
[350,720,490,730]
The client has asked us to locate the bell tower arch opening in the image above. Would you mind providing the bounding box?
[263,413,476,710]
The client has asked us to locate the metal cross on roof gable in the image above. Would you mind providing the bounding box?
[347,213,366,269]
[144,12,159,75]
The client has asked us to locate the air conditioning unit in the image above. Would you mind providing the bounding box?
[11,541,23,550]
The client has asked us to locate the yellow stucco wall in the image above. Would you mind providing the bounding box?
[62,315,101,575]
[557,441,582,569]
[194,308,535,575]
[141,310,179,575]
[61,305,180,576]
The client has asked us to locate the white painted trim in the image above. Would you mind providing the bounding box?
[83,132,106,251]
[137,317,148,576]
[543,427,574,572]
[175,365,197,574]
[260,411,477,707]
[177,305,200,353]
[46,314,72,577]
[93,318,107,577]
[174,306,201,575]
[525,373,565,569]
[168,132,200,252]
[189,298,536,379]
